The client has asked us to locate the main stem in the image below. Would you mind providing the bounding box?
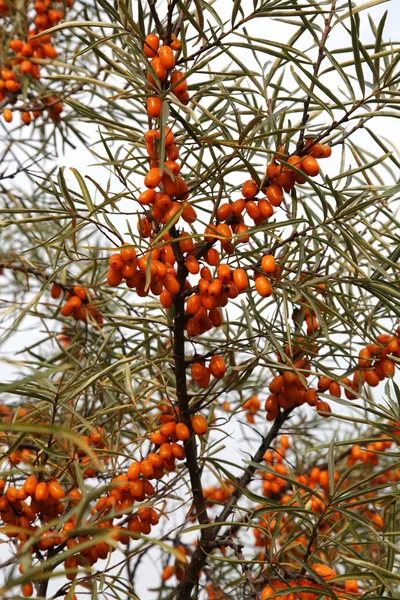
[175,409,292,599]
[172,230,210,528]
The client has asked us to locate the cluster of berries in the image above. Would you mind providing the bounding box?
[1,0,70,124]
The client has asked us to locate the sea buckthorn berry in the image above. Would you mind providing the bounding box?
[160,421,176,438]
[170,70,187,95]
[144,34,159,58]
[107,267,123,286]
[109,253,124,271]
[170,33,181,50]
[205,248,220,266]
[266,161,279,179]
[35,481,49,502]
[43,44,58,59]
[235,223,250,243]
[232,198,246,215]
[258,198,274,219]
[164,274,180,295]
[261,255,276,274]
[246,200,260,220]
[125,462,142,483]
[217,264,231,283]
[22,583,33,597]
[209,307,223,327]
[186,256,200,274]
[209,355,226,379]
[3,109,13,123]
[317,376,332,392]
[345,580,359,593]
[255,276,272,297]
[217,203,232,222]
[312,563,336,581]
[144,167,162,189]
[51,283,63,299]
[316,401,331,418]
[242,179,258,199]
[162,565,174,581]
[164,160,180,176]
[148,57,167,84]
[9,39,24,52]
[159,45,175,70]
[166,143,179,160]
[187,295,202,314]
[176,422,190,441]
[301,155,320,177]
[160,290,173,308]
[21,60,33,74]
[23,475,39,496]
[233,268,248,292]
[191,414,208,436]
[48,480,65,500]
[147,96,162,118]
[208,279,222,297]
[266,184,283,206]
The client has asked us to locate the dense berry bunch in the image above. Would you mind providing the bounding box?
[1,0,70,124]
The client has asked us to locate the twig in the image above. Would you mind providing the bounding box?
[148,0,164,40]
[297,1,337,151]
[175,409,293,599]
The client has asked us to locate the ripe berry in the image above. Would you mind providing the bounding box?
[191,414,208,436]
[144,34,159,58]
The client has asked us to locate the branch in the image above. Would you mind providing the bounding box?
[175,409,293,600]
[171,227,210,528]
[147,0,165,40]
[297,1,337,151]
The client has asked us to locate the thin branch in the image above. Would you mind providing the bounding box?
[175,409,293,600]
[297,1,337,151]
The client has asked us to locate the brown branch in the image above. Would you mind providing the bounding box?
[147,0,165,40]
[175,408,293,599]
[297,1,337,151]
[170,227,210,528]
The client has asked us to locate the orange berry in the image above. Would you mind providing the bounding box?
[42,43,57,59]
[144,34,159,58]
[144,167,162,189]
[147,96,162,118]
[176,422,190,441]
[162,565,174,581]
[186,255,200,274]
[22,583,33,597]
[170,70,187,95]
[3,109,13,123]
[261,255,276,274]
[191,414,208,436]
[232,268,248,292]
[312,563,336,581]
[160,290,173,308]
[258,198,274,219]
[242,179,258,199]
[266,184,283,206]
[47,480,65,500]
[209,355,226,379]
[316,401,331,418]
[35,481,49,502]
[107,267,123,286]
[159,45,175,70]
[164,274,180,295]
[301,155,320,177]
[255,276,272,297]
